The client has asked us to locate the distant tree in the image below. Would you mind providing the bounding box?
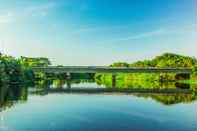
[19,56,51,67]
[128,53,197,68]
[110,62,129,67]
[130,60,154,67]
[57,65,64,67]
[152,53,196,67]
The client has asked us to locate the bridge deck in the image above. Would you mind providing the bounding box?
[32,66,192,74]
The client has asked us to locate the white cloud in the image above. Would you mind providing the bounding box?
[116,29,166,41]
[0,2,57,24]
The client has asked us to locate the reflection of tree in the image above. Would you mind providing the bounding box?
[0,85,28,112]
[134,93,197,105]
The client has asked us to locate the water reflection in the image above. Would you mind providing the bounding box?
[1,79,197,112]
[134,93,197,105]
[0,85,27,112]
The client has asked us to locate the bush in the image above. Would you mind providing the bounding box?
[192,65,197,75]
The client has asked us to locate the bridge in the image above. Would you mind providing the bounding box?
[32,66,192,88]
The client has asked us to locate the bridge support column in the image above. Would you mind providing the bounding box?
[66,72,71,89]
[112,73,116,89]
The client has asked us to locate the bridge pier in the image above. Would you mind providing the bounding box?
[112,73,116,89]
[66,72,71,89]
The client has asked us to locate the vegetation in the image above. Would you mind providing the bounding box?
[135,93,197,105]
[0,85,27,111]
[19,56,51,67]
[1,52,197,110]
[0,53,51,85]
[130,53,197,67]
[0,54,27,84]
[96,53,197,88]
[110,53,197,68]
[1,52,197,89]
[192,65,197,75]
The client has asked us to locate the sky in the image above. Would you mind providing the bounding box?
[0,0,197,65]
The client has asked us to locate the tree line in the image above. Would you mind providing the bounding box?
[110,53,197,68]
[1,52,197,86]
[96,53,197,86]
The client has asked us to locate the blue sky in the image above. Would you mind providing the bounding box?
[0,0,197,65]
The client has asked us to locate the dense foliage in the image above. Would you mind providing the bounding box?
[1,52,197,88]
[0,85,27,111]
[0,55,26,84]
[192,65,197,75]
[20,56,51,67]
[96,53,197,87]
[110,53,197,68]
[0,53,51,85]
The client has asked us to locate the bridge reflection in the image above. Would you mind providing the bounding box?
[29,87,197,106]
[0,85,27,112]
[1,82,197,112]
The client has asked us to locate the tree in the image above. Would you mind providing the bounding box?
[20,56,51,67]
[110,62,129,67]
[192,65,197,75]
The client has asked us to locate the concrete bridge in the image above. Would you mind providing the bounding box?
[32,66,192,88]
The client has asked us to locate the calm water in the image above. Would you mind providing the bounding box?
[1,82,197,131]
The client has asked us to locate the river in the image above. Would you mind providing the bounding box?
[1,81,197,131]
